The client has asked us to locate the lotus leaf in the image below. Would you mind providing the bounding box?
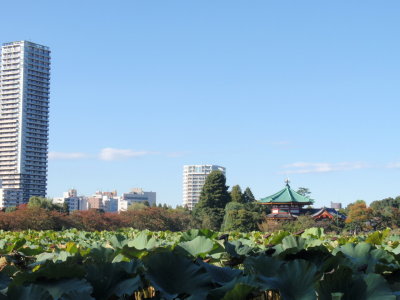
[143,251,213,300]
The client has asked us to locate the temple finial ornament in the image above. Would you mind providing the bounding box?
[285,178,290,186]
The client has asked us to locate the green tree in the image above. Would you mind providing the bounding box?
[370,207,396,230]
[370,196,400,211]
[296,187,311,198]
[4,206,16,213]
[193,170,230,230]
[28,196,64,211]
[243,187,256,203]
[197,207,226,231]
[221,202,263,232]
[62,202,69,214]
[369,196,400,229]
[230,185,243,203]
[128,202,147,211]
[195,170,230,210]
[281,215,317,232]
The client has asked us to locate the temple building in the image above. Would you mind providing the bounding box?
[258,180,345,221]
[308,207,346,221]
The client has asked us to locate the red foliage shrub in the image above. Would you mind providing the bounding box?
[0,206,69,230]
[0,206,195,231]
[120,207,193,231]
[67,209,125,231]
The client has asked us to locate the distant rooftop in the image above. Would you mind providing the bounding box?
[2,40,50,51]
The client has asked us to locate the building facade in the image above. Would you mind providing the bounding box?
[330,202,342,210]
[87,191,119,212]
[119,188,156,211]
[54,188,156,212]
[182,165,226,210]
[87,196,103,210]
[53,189,87,212]
[0,41,50,207]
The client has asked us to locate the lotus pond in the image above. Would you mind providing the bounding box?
[0,228,399,299]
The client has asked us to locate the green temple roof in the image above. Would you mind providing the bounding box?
[258,181,314,204]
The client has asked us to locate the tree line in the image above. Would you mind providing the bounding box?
[0,171,397,233]
[344,197,400,233]
[0,202,194,232]
[0,171,266,232]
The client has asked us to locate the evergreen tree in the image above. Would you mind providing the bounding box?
[243,187,256,203]
[193,170,230,230]
[297,187,311,198]
[198,207,226,231]
[221,202,263,232]
[195,170,230,210]
[230,185,243,203]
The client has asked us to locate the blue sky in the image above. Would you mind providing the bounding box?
[1,1,400,207]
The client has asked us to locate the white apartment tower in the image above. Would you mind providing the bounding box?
[0,41,50,207]
[183,165,226,210]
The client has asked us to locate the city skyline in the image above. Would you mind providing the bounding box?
[1,1,400,208]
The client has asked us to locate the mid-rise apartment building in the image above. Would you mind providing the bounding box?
[182,165,226,210]
[0,41,50,207]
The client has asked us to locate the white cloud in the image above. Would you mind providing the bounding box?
[282,162,368,174]
[99,148,151,161]
[386,162,400,169]
[48,152,88,160]
[166,151,188,158]
[50,148,168,161]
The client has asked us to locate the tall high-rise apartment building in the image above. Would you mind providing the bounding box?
[0,41,50,207]
[183,165,226,210]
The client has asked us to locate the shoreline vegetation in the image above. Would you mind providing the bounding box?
[0,198,398,234]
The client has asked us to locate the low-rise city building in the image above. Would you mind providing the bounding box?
[53,189,87,212]
[54,188,156,212]
[119,188,156,211]
[87,191,118,212]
